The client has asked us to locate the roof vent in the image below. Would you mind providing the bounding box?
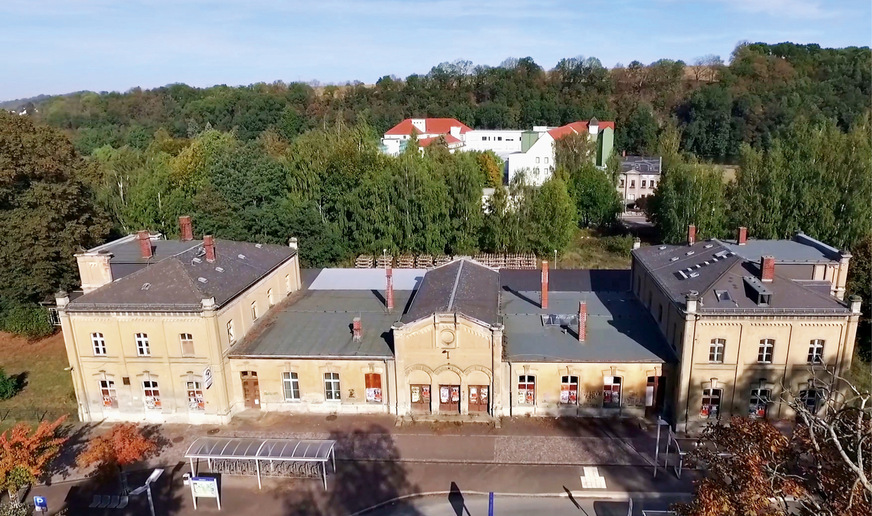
[255,243,263,248]
[140,283,151,291]
[198,277,208,283]
[237,254,246,259]
[670,257,680,262]
[658,246,667,250]
[689,272,700,278]
[714,250,729,258]
[704,244,714,249]
[685,251,695,256]
[743,276,773,306]
[215,267,224,273]
[192,257,202,264]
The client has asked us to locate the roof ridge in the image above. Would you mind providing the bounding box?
[168,256,207,299]
[697,255,744,299]
[447,260,464,311]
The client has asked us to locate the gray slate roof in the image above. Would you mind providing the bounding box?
[633,239,850,315]
[502,289,674,363]
[68,238,295,312]
[400,259,500,326]
[230,290,406,358]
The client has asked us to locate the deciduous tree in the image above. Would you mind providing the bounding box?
[0,416,67,496]
[76,423,157,493]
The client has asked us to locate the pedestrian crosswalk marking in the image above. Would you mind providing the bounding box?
[579,466,607,489]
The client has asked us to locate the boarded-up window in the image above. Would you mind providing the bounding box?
[365,373,382,403]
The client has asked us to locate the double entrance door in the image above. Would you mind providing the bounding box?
[241,371,260,409]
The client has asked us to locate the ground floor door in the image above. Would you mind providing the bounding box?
[468,385,489,413]
[241,371,260,409]
[439,385,460,413]
[410,384,431,414]
[645,375,665,416]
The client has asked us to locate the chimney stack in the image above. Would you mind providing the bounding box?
[386,266,394,312]
[578,301,587,342]
[179,216,193,241]
[138,230,152,259]
[352,317,362,341]
[204,235,216,263]
[687,224,696,246]
[541,260,549,310]
[737,226,747,245]
[760,255,775,283]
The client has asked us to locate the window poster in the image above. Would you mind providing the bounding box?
[411,386,420,403]
[469,387,478,403]
[451,386,460,402]
[480,387,488,401]
[560,385,570,403]
[366,387,382,403]
[525,389,534,404]
[440,386,449,403]
[422,385,430,401]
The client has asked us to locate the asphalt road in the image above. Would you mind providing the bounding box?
[366,494,682,516]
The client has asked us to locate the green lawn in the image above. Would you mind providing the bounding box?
[556,229,633,270]
[0,332,76,431]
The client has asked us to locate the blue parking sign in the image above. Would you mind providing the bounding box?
[33,496,47,512]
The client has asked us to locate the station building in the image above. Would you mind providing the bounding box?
[57,220,860,432]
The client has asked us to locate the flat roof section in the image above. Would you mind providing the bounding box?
[310,268,425,291]
[502,290,674,363]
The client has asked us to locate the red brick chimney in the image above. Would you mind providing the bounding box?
[737,226,747,245]
[203,235,216,263]
[687,224,696,246]
[179,216,193,242]
[541,260,549,310]
[138,230,152,259]
[352,316,362,341]
[578,301,587,342]
[386,266,394,312]
[760,255,775,283]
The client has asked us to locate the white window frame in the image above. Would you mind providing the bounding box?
[750,387,771,419]
[758,339,774,363]
[282,372,300,401]
[227,320,235,343]
[709,338,725,363]
[808,339,824,364]
[701,388,721,419]
[603,376,622,408]
[180,333,194,357]
[91,332,107,356]
[800,388,821,413]
[268,288,275,307]
[517,375,535,405]
[142,380,161,409]
[251,301,259,321]
[324,372,341,401]
[285,274,291,295]
[560,375,578,405]
[99,379,117,408]
[186,381,204,411]
[135,333,150,356]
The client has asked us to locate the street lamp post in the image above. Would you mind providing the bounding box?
[130,469,163,516]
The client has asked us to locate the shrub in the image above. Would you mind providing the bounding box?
[600,235,634,257]
[0,302,53,339]
[0,501,28,516]
[0,369,20,400]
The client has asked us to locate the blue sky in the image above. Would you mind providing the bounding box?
[1,0,870,100]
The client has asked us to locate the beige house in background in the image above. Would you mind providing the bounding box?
[57,218,860,433]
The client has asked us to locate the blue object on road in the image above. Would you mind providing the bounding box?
[488,492,494,516]
[33,495,47,512]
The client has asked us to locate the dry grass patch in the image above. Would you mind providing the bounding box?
[0,331,76,430]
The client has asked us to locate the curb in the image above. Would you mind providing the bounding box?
[349,490,694,515]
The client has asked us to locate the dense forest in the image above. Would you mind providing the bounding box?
[1,42,871,343]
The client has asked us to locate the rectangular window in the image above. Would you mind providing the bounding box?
[758,339,774,363]
[365,373,383,403]
[701,388,721,419]
[535,157,540,164]
[630,180,636,188]
[641,180,647,188]
[497,136,502,141]
[100,380,117,408]
[544,157,549,164]
[251,301,259,321]
[227,320,235,343]
[620,179,625,188]
[186,381,204,411]
[142,380,161,409]
[135,333,150,356]
[560,375,578,404]
[180,333,194,356]
[268,288,275,307]
[800,389,820,412]
[517,375,535,405]
[282,372,300,401]
[749,387,771,419]
[324,372,341,401]
[651,181,657,189]
[91,332,106,356]
[603,376,622,408]
[808,340,824,364]
[709,338,725,363]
